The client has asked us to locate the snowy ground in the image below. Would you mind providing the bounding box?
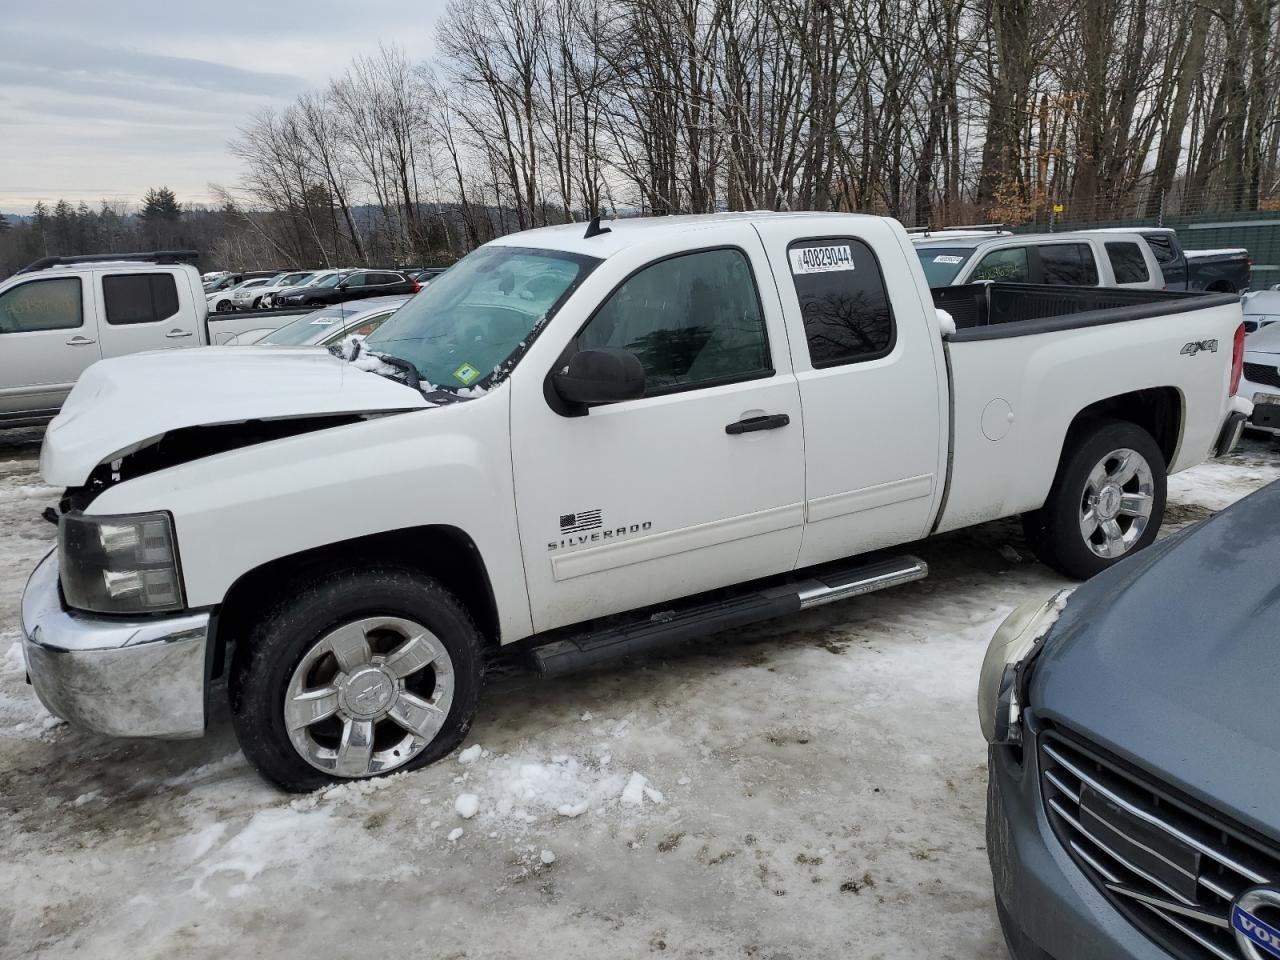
[1,429,1277,960]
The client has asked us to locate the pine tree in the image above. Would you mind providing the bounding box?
[141,187,181,223]
[0,212,10,234]
[140,186,181,247]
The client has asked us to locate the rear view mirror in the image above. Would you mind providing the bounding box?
[552,348,645,405]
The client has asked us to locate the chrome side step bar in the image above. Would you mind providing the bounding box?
[531,555,928,677]
[794,556,929,609]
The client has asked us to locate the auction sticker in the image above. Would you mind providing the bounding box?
[790,245,855,274]
[933,255,965,264]
[453,362,481,385]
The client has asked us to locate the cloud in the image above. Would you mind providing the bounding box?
[0,2,445,212]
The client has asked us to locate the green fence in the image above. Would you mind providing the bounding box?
[1015,210,1280,290]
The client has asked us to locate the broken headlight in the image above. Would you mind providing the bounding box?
[59,511,185,614]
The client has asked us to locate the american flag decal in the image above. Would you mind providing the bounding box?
[560,509,603,533]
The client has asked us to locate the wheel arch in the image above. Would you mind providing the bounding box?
[1060,386,1183,473]
[211,524,501,678]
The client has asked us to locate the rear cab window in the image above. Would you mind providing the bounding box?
[102,273,180,325]
[1105,242,1150,284]
[1037,243,1099,286]
[787,238,895,367]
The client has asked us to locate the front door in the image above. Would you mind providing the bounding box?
[753,217,947,567]
[0,274,100,422]
[510,228,805,633]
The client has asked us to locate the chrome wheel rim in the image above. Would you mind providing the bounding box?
[1079,447,1155,559]
[284,616,454,778]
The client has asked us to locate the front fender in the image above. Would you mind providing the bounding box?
[87,385,533,642]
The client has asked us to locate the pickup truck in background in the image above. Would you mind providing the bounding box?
[914,231,1164,290]
[21,213,1249,791]
[0,251,307,427]
[1089,226,1253,293]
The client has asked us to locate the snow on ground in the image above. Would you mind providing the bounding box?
[0,429,1277,960]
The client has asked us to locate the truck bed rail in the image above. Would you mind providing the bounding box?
[933,284,1239,342]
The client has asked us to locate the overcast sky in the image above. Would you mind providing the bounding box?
[0,1,443,215]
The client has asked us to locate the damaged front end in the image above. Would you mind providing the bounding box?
[58,414,369,513]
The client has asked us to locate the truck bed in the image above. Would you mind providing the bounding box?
[932,283,1239,340]
[930,282,1243,535]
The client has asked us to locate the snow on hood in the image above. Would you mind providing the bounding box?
[41,346,431,486]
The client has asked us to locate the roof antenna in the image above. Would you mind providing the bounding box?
[584,211,612,239]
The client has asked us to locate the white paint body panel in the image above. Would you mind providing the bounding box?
[753,217,948,566]
[34,212,1244,649]
[508,222,805,632]
[41,347,429,485]
[936,301,1243,532]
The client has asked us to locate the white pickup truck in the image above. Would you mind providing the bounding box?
[21,213,1249,791]
[0,252,309,426]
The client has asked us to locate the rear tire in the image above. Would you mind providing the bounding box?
[1022,419,1166,580]
[229,567,484,792]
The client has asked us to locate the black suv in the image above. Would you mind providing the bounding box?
[274,270,420,308]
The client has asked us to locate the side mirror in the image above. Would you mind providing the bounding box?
[336,282,348,291]
[552,348,645,405]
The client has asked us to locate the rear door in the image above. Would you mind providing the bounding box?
[509,226,806,631]
[95,268,199,357]
[753,217,947,568]
[0,273,100,422]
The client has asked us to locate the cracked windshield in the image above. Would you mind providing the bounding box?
[364,246,597,391]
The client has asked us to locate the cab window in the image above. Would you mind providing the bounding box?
[1106,242,1150,284]
[103,273,180,325]
[0,277,83,334]
[577,248,770,396]
[970,247,1030,283]
[788,238,895,366]
[1038,244,1098,286]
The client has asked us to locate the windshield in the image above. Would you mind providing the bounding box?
[311,273,344,289]
[363,245,597,390]
[916,247,975,287]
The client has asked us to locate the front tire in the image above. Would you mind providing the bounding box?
[1023,419,1167,580]
[229,567,484,792]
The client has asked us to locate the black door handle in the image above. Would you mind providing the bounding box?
[725,413,791,435]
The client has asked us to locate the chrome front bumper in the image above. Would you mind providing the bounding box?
[21,551,210,739]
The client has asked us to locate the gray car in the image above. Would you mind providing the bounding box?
[981,479,1280,959]
[227,296,409,347]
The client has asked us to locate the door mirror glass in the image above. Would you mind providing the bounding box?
[552,348,645,405]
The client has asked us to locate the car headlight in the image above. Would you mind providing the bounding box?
[58,511,185,614]
[977,589,1071,744]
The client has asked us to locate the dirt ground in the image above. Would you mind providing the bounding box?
[2,428,1277,960]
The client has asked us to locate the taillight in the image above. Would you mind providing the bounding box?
[1230,322,1245,396]
[412,280,421,293]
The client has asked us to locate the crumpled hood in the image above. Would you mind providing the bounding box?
[41,346,430,486]
[1031,479,1280,841]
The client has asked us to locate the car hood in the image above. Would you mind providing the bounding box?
[1031,479,1280,841]
[41,346,431,486]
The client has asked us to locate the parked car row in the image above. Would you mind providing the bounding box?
[203,265,446,313]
